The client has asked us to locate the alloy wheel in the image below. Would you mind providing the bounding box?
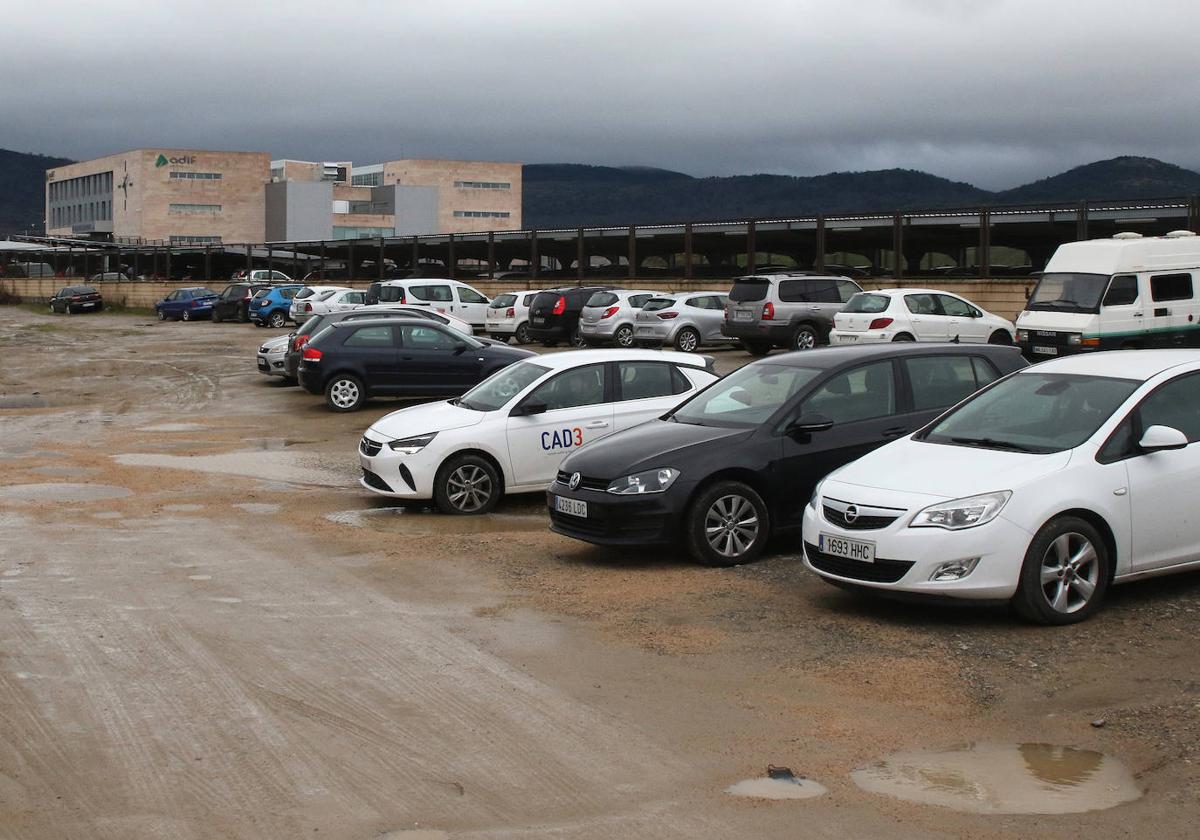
[1038,532,1100,614]
[704,494,760,559]
[676,329,699,352]
[615,325,635,347]
[446,465,492,513]
[328,379,360,409]
[793,327,816,350]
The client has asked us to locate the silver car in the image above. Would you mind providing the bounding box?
[256,333,293,381]
[578,289,656,347]
[633,291,733,352]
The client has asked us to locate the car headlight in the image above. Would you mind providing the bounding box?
[387,432,437,454]
[1067,333,1083,346]
[808,478,826,510]
[909,491,1011,530]
[606,468,679,495]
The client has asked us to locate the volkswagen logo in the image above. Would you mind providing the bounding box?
[844,504,859,524]
[569,472,582,490]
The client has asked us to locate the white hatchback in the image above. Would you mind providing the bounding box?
[359,349,719,514]
[305,288,368,317]
[485,289,545,344]
[289,285,351,323]
[804,350,1200,624]
[830,289,1014,346]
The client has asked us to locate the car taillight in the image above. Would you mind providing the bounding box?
[191,300,199,307]
[602,306,619,319]
[293,334,309,351]
[70,295,81,301]
[398,294,406,304]
[868,317,894,330]
[242,295,252,302]
[304,302,313,312]
[552,296,566,315]
[657,312,679,320]
[762,302,775,320]
[302,347,323,362]
[506,307,515,318]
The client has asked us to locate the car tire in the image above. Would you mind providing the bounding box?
[988,329,1012,345]
[182,309,192,322]
[792,324,818,351]
[892,332,915,342]
[569,327,587,349]
[434,454,500,515]
[489,333,509,344]
[157,310,166,321]
[684,480,771,566]
[324,374,366,412]
[614,324,635,348]
[674,327,701,353]
[514,323,532,345]
[268,311,287,329]
[212,309,223,323]
[64,304,73,315]
[744,341,771,357]
[1012,515,1111,625]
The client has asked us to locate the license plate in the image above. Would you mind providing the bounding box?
[819,533,875,563]
[837,334,857,342]
[257,359,269,371]
[82,301,97,307]
[732,310,753,321]
[1032,345,1058,356]
[554,495,588,518]
[532,316,546,325]
[636,326,654,334]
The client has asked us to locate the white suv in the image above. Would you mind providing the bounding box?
[366,279,491,329]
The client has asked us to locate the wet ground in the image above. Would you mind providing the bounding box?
[1,305,1199,838]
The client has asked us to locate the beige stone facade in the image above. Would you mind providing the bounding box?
[382,159,523,233]
[46,149,269,245]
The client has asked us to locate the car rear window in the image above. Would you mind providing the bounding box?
[843,293,890,314]
[587,292,619,307]
[252,289,271,299]
[77,286,97,294]
[295,287,318,299]
[780,278,842,303]
[642,297,677,312]
[317,290,339,301]
[729,278,770,302]
[491,294,517,308]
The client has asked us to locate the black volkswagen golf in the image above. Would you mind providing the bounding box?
[548,343,1027,566]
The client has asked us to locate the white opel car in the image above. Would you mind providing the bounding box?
[804,350,1200,624]
[359,349,719,514]
[830,289,1015,345]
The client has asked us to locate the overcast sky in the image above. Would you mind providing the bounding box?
[6,0,1199,188]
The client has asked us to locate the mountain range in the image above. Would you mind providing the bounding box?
[2,148,1198,236]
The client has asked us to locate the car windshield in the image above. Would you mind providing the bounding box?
[918,372,1141,453]
[490,294,517,308]
[729,278,770,302]
[1026,273,1109,314]
[297,315,324,335]
[670,363,822,428]
[642,297,677,312]
[457,361,550,411]
[843,293,890,313]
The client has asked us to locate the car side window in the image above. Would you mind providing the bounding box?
[400,325,458,350]
[522,293,536,306]
[409,284,453,302]
[972,357,1000,387]
[618,361,676,401]
[1150,273,1192,303]
[344,326,396,347]
[281,288,296,299]
[1097,418,1137,464]
[904,294,941,315]
[1103,275,1139,306]
[526,364,608,411]
[937,295,973,317]
[806,280,842,303]
[905,356,982,411]
[1136,372,1200,443]
[271,272,288,280]
[629,294,653,308]
[803,361,896,424]
[685,297,705,308]
[778,280,807,302]
[457,287,488,304]
[836,280,860,303]
[345,292,366,304]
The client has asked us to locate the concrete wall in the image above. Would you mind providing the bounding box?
[383,159,522,233]
[393,186,439,236]
[266,181,334,242]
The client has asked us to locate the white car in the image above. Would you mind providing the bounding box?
[256,334,293,381]
[352,304,474,337]
[579,289,656,348]
[370,279,491,329]
[485,289,546,344]
[359,349,720,514]
[830,289,1014,345]
[303,288,368,317]
[803,349,1200,624]
[289,285,351,323]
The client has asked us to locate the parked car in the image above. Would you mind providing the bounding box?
[4,262,56,278]
[87,272,127,282]
[634,292,733,352]
[365,279,492,329]
[213,281,274,323]
[547,343,1027,566]
[358,350,719,513]
[527,286,615,347]
[804,349,1200,625]
[250,284,303,328]
[298,318,535,412]
[288,285,351,324]
[154,287,219,321]
[305,288,369,317]
[830,289,1015,345]
[49,285,103,314]
[722,272,862,355]
[578,289,657,348]
[485,289,546,344]
[232,269,292,283]
[256,334,294,382]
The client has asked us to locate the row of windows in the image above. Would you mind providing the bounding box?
[48,172,113,202]
[168,203,222,214]
[169,171,222,181]
[169,235,223,245]
[51,201,112,228]
[1102,273,1196,307]
[351,172,384,187]
[453,210,512,219]
[333,226,396,240]
[454,181,511,190]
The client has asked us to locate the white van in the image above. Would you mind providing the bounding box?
[1016,231,1200,360]
[365,279,491,329]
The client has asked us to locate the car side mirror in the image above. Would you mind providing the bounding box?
[452,341,469,355]
[512,401,548,417]
[786,414,834,436]
[1139,424,1188,453]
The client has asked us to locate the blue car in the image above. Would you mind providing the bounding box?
[250,284,303,328]
[155,287,219,322]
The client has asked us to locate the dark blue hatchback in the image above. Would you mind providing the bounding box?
[155,287,219,322]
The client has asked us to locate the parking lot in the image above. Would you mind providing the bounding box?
[3,304,1200,839]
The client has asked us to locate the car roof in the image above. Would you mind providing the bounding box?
[330,316,439,328]
[529,349,712,369]
[733,273,851,282]
[1024,349,1200,381]
[759,343,1020,369]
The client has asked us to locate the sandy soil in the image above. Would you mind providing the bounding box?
[1,305,1198,839]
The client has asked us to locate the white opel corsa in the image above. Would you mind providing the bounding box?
[830,289,1015,346]
[803,350,1200,624]
[359,349,720,514]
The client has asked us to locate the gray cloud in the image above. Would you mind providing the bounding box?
[6,0,1199,188]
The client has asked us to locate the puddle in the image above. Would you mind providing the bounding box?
[0,395,48,409]
[162,503,204,512]
[851,742,1142,814]
[233,502,281,514]
[188,575,212,581]
[0,483,133,503]
[30,465,101,478]
[0,512,33,528]
[726,777,829,800]
[326,507,545,535]
[113,452,346,487]
[378,832,448,840]
[137,422,207,432]
[245,438,316,450]
[91,511,124,520]
[210,597,242,604]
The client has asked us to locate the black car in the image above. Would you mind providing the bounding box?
[49,285,103,314]
[547,343,1028,566]
[298,317,535,411]
[213,282,275,323]
[527,286,615,347]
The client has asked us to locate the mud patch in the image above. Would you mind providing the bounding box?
[0,395,48,408]
[30,465,101,478]
[0,483,133,503]
[377,831,449,840]
[137,422,207,432]
[233,502,281,514]
[163,503,205,512]
[113,451,348,487]
[326,506,545,535]
[851,742,1142,814]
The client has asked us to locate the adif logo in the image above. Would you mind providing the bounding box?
[155,154,196,168]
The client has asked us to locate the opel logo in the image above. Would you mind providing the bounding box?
[569,472,581,490]
[844,504,859,524]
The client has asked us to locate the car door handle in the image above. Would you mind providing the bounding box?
[1132,312,1144,317]
[585,421,609,429]
[881,426,908,439]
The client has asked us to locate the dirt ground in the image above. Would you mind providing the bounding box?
[1,304,1199,839]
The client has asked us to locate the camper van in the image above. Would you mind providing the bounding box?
[1016,231,1200,359]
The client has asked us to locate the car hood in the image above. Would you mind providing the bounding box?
[1015,310,1095,331]
[482,345,538,362]
[562,419,753,479]
[262,334,291,351]
[368,399,486,440]
[826,436,1073,500]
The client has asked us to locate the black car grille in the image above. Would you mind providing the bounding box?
[555,470,609,492]
[362,468,392,492]
[360,437,383,456]
[822,505,899,531]
[804,542,913,584]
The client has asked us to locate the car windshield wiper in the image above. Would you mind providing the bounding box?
[1032,299,1086,309]
[948,436,1035,452]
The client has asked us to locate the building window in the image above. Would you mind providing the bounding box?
[333,226,396,240]
[168,171,223,180]
[169,203,222,214]
[453,210,512,219]
[351,172,383,187]
[169,235,222,245]
[454,181,511,190]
